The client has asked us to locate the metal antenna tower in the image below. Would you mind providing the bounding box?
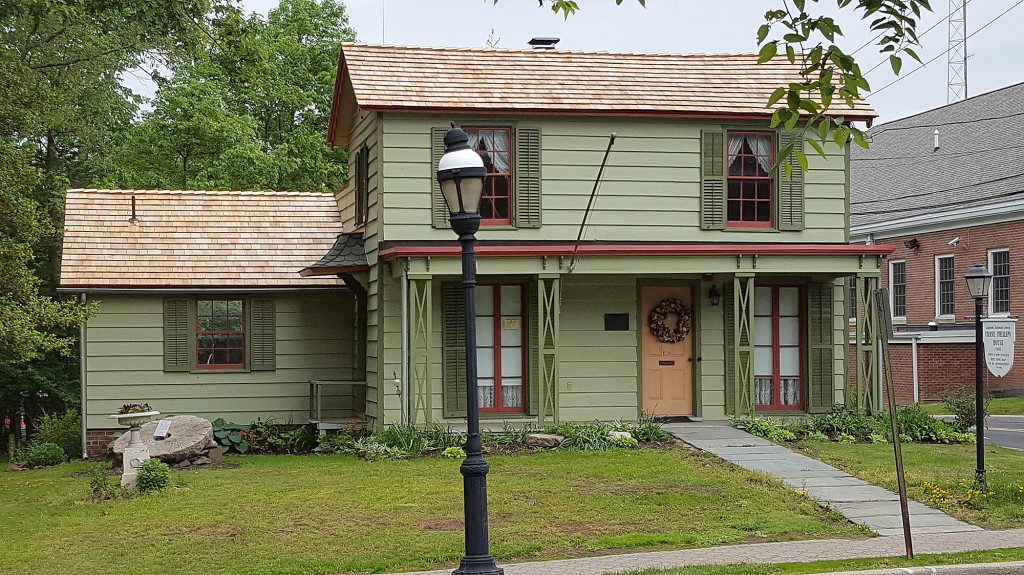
[947,0,968,102]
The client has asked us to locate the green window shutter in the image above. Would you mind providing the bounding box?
[722,284,735,415]
[514,127,542,229]
[249,298,276,371]
[163,298,191,372]
[430,127,450,229]
[701,130,726,230]
[526,280,540,415]
[441,282,467,418]
[354,145,369,226]
[777,131,805,231]
[806,282,834,413]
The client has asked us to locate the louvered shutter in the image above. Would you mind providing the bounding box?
[777,131,805,231]
[806,282,834,413]
[249,298,276,371]
[527,280,540,415]
[722,285,735,415]
[700,130,726,230]
[430,127,450,229]
[163,298,191,372]
[441,282,467,418]
[355,145,369,226]
[514,127,542,228]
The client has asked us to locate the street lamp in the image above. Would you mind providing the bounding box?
[964,263,993,487]
[436,124,503,575]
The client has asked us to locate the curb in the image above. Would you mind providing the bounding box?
[810,560,1024,574]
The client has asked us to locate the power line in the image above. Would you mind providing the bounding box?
[869,110,1024,137]
[851,172,1024,206]
[862,0,974,76]
[870,0,1024,97]
[854,188,1024,215]
[853,143,1024,162]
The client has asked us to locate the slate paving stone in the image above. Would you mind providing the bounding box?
[666,423,980,536]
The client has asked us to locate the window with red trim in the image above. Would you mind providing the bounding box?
[474,284,525,412]
[465,127,512,225]
[196,299,245,369]
[727,131,774,227]
[753,286,802,410]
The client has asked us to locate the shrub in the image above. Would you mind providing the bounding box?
[554,422,613,451]
[835,433,857,444]
[633,412,668,441]
[869,433,888,444]
[442,446,466,459]
[614,435,639,448]
[212,418,249,453]
[32,410,81,459]
[422,423,465,451]
[24,442,66,467]
[731,415,787,439]
[939,386,991,429]
[352,438,410,461]
[374,424,429,456]
[809,406,880,438]
[136,458,170,492]
[766,428,796,443]
[807,430,829,441]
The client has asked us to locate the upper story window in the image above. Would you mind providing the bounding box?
[890,260,906,318]
[196,299,245,369]
[727,132,774,227]
[989,249,1010,315]
[936,255,955,317]
[465,127,512,225]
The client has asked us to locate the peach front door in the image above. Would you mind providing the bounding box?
[641,286,695,415]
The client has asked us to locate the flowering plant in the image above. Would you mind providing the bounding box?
[117,403,154,414]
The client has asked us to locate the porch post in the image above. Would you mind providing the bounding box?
[733,274,755,415]
[408,277,433,424]
[536,275,560,424]
[856,275,879,413]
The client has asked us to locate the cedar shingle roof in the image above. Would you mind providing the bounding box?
[60,189,347,289]
[850,82,1024,228]
[330,43,877,143]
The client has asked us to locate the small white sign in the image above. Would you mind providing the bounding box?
[983,318,1017,378]
[153,419,171,439]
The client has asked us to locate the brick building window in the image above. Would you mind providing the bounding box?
[890,260,906,318]
[936,255,955,317]
[989,249,1010,314]
[849,277,857,320]
[727,132,774,227]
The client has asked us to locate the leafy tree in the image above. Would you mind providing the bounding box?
[107,0,356,192]
[530,0,932,171]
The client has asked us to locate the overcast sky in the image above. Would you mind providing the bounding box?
[242,0,1023,124]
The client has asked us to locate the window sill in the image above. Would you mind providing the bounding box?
[892,317,907,325]
[191,368,251,374]
[722,226,782,233]
[479,225,518,231]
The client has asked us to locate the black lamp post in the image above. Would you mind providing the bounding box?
[436,124,503,575]
[964,263,993,487]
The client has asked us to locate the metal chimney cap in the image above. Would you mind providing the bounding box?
[528,37,560,49]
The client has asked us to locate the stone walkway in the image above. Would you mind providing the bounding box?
[664,424,981,536]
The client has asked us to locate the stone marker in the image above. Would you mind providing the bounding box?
[113,415,213,464]
[524,433,564,448]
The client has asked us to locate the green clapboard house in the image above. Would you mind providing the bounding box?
[61,44,892,450]
[310,43,892,428]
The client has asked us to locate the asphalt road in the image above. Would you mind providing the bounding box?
[982,415,1024,451]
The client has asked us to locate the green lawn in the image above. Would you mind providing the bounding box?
[612,547,1024,574]
[794,440,1024,528]
[0,448,864,575]
[920,396,1024,416]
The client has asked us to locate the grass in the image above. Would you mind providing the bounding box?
[0,448,865,575]
[611,547,1024,574]
[794,440,1024,529]
[920,396,1024,416]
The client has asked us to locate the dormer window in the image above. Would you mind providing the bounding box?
[465,127,512,225]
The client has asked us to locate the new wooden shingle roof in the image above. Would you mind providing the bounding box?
[60,189,347,289]
[329,43,877,144]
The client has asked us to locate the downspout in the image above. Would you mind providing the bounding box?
[79,293,88,459]
[912,335,920,404]
[400,264,409,424]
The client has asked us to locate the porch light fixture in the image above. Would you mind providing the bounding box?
[964,263,993,487]
[436,124,502,575]
[708,285,721,307]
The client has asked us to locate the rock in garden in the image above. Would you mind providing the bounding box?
[113,415,214,464]
[524,433,564,448]
[193,456,212,466]
[5,464,23,472]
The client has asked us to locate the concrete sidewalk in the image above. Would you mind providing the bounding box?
[664,424,980,536]
[388,530,1024,575]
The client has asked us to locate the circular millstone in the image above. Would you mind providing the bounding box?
[112,415,214,463]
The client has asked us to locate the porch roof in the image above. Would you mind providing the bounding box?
[299,233,369,277]
[60,189,347,290]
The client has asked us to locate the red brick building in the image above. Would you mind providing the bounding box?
[849,83,1024,404]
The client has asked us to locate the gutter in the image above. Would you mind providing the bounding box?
[851,197,1024,241]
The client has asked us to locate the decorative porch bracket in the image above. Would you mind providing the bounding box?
[537,276,560,424]
[409,278,433,424]
[854,275,879,413]
[734,275,755,416]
